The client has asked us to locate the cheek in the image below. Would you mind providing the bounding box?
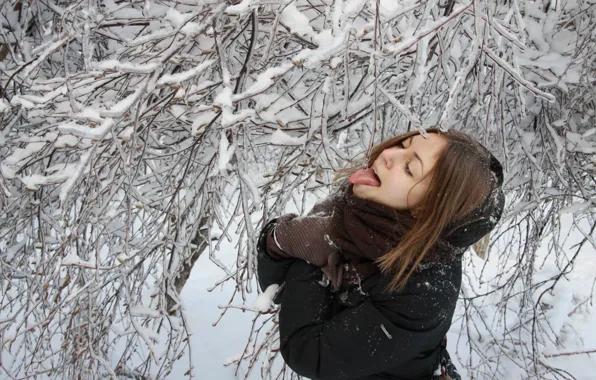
[382,172,428,208]
[382,173,408,200]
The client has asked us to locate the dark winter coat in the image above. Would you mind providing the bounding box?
[258,234,463,380]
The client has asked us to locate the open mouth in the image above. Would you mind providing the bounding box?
[372,167,381,183]
[349,167,381,187]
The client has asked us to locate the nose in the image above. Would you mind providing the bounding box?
[381,147,401,169]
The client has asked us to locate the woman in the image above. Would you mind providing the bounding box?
[257,128,505,380]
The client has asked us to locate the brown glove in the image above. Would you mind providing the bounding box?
[266,213,336,267]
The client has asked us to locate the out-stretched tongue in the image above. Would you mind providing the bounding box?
[349,168,381,187]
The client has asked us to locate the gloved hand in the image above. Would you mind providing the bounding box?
[321,251,379,291]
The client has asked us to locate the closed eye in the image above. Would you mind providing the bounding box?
[405,162,413,176]
[396,141,413,176]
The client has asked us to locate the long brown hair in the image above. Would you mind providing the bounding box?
[336,128,497,292]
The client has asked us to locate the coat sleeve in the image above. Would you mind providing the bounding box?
[279,260,441,380]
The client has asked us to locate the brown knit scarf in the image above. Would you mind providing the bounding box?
[266,182,463,290]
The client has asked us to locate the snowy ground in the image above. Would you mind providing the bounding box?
[174,245,259,379]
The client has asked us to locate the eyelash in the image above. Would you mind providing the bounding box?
[397,142,413,177]
[405,162,413,177]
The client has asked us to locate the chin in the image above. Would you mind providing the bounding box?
[352,184,365,197]
[353,183,377,199]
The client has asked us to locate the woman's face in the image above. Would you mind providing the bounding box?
[353,133,447,212]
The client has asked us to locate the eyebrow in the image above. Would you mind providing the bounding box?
[409,136,424,174]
